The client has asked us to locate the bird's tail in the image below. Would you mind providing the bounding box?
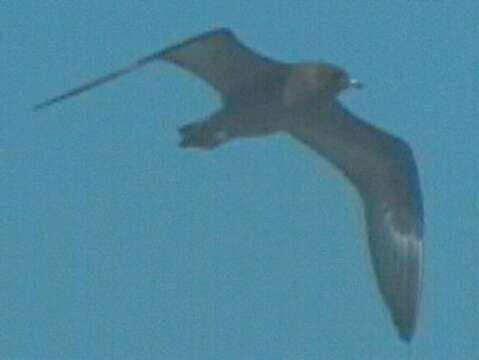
[178,119,228,149]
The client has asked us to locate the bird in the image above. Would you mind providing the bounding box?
[34,28,424,342]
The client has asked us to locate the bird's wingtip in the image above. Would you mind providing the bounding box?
[32,99,56,111]
[399,333,413,344]
[398,326,415,344]
[32,103,46,111]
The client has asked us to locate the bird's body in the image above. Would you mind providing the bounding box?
[34,29,424,342]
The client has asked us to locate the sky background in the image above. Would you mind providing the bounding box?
[2,1,478,359]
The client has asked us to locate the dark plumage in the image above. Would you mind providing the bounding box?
[34,29,424,342]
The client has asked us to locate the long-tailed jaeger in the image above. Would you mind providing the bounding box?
[34,28,424,342]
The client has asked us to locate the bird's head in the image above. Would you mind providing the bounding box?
[284,63,363,106]
[313,63,363,97]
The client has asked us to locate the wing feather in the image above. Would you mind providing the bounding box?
[288,101,423,341]
[157,29,277,96]
[33,28,277,110]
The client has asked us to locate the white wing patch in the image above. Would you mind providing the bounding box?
[384,210,423,321]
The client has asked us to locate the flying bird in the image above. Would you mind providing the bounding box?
[34,29,424,342]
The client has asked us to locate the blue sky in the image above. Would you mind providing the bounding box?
[2,1,478,359]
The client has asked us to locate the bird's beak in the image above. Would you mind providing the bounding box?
[349,78,364,90]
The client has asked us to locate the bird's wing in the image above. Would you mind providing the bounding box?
[33,28,277,110]
[159,29,278,97]
[361,144,423,342]
[288,101,423,341]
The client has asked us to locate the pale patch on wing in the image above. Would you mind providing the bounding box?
[384,211,422,259]
[288,101,424,341]
[384,211,423,299]
[366,205,423,342]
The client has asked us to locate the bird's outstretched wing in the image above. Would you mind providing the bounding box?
[33,28,277,110]
[288,101,423,341]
